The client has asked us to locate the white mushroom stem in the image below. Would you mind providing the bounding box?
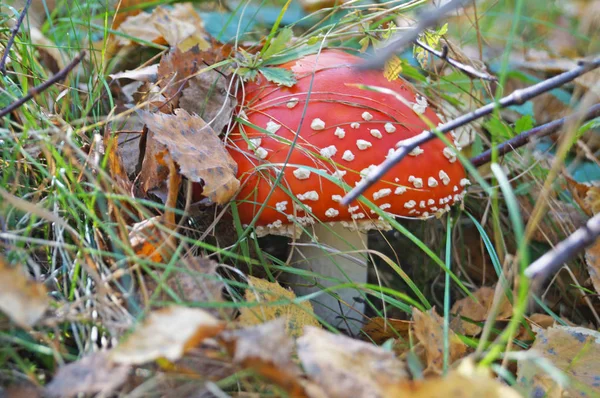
[286,223,368,335]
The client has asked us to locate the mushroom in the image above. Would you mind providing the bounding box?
[226,50,467,333]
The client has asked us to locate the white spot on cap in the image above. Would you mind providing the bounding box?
[460,178,471,187]
[332,195,343,202]
[311,118,325,130]
[266,120,281,133]
[427,199,435,205]
[443,147,457,162]
[373,188,392,200]
[352,213,365,219]
[439,170,450,185]
[350,122,360,129]
[255,147,268,159]
[384,123,396,133]
[320,145,337,158]
[408,176,423,188]
[409,146,424,157]
[356,139,372,150]
[361,111,373,121]
[342,150,355,161]
[453,185,458,192]
[334,127,346,139]
[248,138,262,150]
[293,168,311,180]
[428,177,438,187]
[419,200,426,208]
[331,170,347,179]
[360,165,377,177]
[404,200,416,209]
[370,129,382,139]
[380,203,391,210]
[287,98,299,108]
[395,186,407,195]
[297,191,319,201]
[348,205,359,213]
[430,206,438,211]
[386,148,397,159]
[325,208,339,218]
[413,95,428,114]
[275,201,288,212]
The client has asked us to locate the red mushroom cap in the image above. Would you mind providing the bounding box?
[228,50,468,236]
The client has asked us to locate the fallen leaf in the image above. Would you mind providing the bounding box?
[238,276,320,338]
[387,359,521,398]
[515,313,558,341]
[139,109,240,205]
[517,325,600,397]
[117,4,210,51]
[219,319,306,397]
[109,64,159,82]
[361,317,411,344]
[297,326,408,398]
[412,308,468,375]
[110,306,224,365]
[129,216,175,263]
[383,55,403,82]
[584,239,600,297]
[138,130,170,202]
[0,256,48,327]
[45,352,130,398]
[451,286,513,336]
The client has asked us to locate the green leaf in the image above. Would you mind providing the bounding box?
[484,116,513,140]
[262,28,293,60]
[514,115,535,134]
[259,67,297,87]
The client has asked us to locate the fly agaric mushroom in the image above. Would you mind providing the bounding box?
[227,50,468,332]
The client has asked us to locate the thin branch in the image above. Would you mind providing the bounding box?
[357,0,470,71]
[471,103,600,167]
[414,40,497,81]
[525,212,600,280]
[341,57,600,205]
[0,0,32,74]
[0,50,86,119]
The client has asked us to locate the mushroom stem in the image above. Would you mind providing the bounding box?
[287,223,368,335]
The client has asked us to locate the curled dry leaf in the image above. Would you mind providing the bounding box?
[117,3,210,51]
[129,215,176,263]
[361,317,411,344]
[110,306,224,365]
[412,308,468,375]
[451,286,513,336]
[139,109,240,204]
[517,325,600,397]
[238,276,320,338]
[219,319,306,397]
[297,326,408,398]
[0,256,48,327]
[45,352,130,398]
[387,359,521,398]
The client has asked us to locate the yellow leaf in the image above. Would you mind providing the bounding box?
[384,55,403,81]
[238,276,320,337]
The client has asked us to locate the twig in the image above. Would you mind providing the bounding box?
[525,212,600,280]
[0,0,32,74]
[341,57,600,205]
[414,40,497,81]
[357,0,470,71]
[0,50,86,119]
[471,103,600,167]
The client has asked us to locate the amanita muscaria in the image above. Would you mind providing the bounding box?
[227,50,468,332]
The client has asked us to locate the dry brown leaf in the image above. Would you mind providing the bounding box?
[386,359,521,398]
[117,4,210,51]
[361,317,411,344]
[110,306,224,365]
[238,276,320,338]
[517,325,600,397]
[129,216,175,263]
[45,352,130,398]
[585,239,600,297]
[0,256,48,327]
[139,109,240,205]
[220,319,307,397]
[111,0,147,30]
[412,308,468,375]
[138,130,170,202]
[297,326,408,398]
[515,313,558,341]
[451,286,513,336]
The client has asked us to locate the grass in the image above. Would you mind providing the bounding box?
[1,0,598,395]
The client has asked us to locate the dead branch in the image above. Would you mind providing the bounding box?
[0,0,33,73]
